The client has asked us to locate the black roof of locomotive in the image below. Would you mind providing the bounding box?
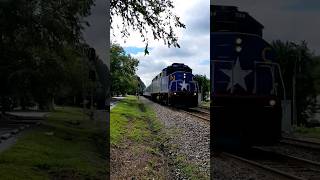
[163,63,192,73]
[211,5,264,37]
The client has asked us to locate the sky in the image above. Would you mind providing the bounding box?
[111,0,210,86]
[80,0,320,86]
[213,0,320,55]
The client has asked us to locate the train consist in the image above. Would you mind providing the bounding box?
[143,63,199,107]
[211,5,285,150]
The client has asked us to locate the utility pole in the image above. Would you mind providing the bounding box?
[88,48,96,120]
[292,46,301,126]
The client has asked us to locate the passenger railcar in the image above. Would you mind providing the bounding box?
[211,5,285,150]
[144,63,199,107]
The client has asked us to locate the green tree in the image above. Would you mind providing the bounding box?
[111,0,185,53]
[271,40,318,125]
[0,0,95,111]
[137,76,146,95]
[110,43,139,95]
[312,56,320,94]
[194,74,210,101]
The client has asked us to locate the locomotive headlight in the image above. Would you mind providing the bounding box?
[269,99,276,106]
[236,38,242,44]
[174,92,177,95]
[194,93,197,96]
[236,46,242,52]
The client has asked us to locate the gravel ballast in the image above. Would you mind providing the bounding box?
[141,97,210,178]
[141,97,299,179]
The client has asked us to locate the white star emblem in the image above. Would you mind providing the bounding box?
[220,57,252,91]
[180,80,189,91]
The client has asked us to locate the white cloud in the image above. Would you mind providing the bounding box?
[111,0,210,86]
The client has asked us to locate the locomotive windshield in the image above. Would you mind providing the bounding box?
[166,63,192,75]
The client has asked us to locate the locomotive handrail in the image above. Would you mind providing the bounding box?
[254,61,286,101]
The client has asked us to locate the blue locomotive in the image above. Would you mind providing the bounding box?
[143,63,199,107]
[211,5,285,150]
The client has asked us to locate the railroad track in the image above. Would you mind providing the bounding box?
[220,147,320,180]
[280,137,320,151]
[179,107,210,122]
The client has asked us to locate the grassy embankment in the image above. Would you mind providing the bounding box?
[293,126,320,139]
[0,107,107,180]
[200,100,210,108]
[110,96,165,178]
[111,96,207,179]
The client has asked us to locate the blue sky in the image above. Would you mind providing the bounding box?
[112,0,210,86]
[124,47,147,55]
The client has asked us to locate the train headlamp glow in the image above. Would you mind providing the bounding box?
[194,93,197,96]
[269,99,276,106]
[236,46,242,52]
[174,92,177,95]
[236,38,242,44]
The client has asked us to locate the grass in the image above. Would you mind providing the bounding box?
[110,96,165,178]
[200,100,210,108]
[0,106,107,180]
[293,125,320,139]
[110,96,162,145]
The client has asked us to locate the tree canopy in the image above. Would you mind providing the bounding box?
[0,0,104,111]
[110,0,185,53]
[111,43,143,96]
[271,40,319,125]
[194,74,210,101]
